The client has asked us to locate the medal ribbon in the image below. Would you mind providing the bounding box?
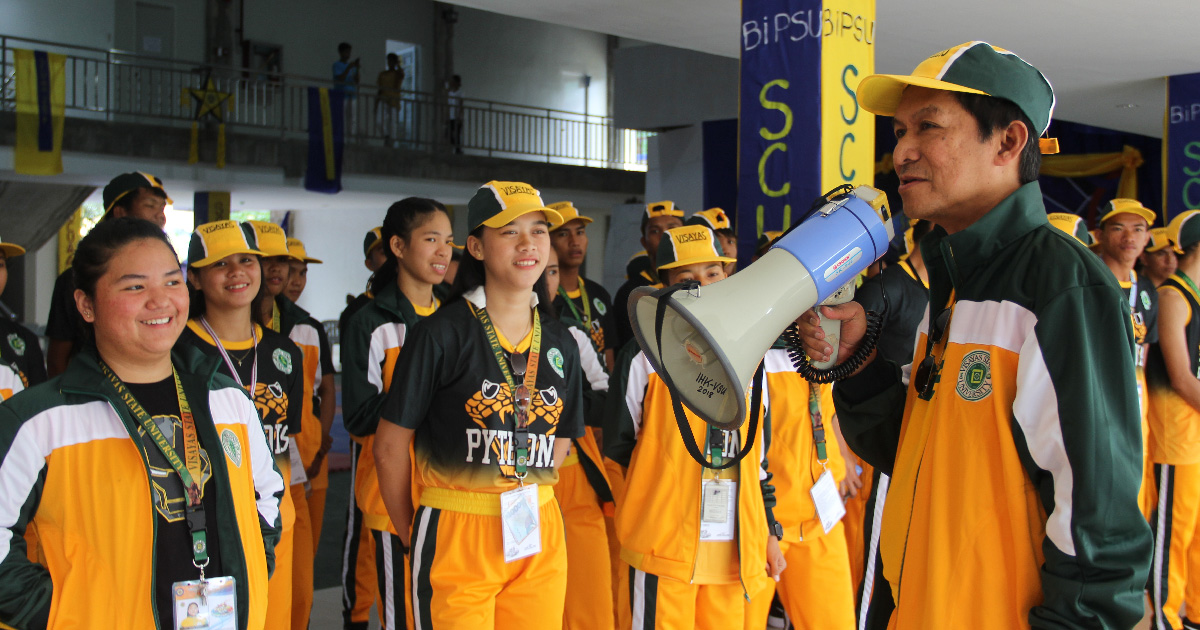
[468,301,541,478]
[98,361,209,565]
[199,318,258,394]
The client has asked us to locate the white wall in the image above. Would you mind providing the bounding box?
[113,0,205,61]
[289,207,388,323]
[613,44,738,130]
[1,0,115,50]
[452,6,608,115]
[644,125,703,212]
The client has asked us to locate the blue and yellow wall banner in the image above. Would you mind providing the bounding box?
[305,87,345,194]
[15,49,66,176]
[193,191,232,227]
[737,1,875,264]
[1164,73,1200,222]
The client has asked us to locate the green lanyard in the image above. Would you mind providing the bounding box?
[707,425,726,470]
[556,279,592,330]
[99,361,210,569]
[1179,271,1200,301]
[269,301,282,333]
[468,301,542,479]
[809,386,827,464]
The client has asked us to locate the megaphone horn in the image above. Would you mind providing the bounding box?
[629,185,896,431]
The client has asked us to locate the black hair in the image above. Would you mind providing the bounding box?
[112,186,167,214]
[451,74,461,83]
[715,227,736,241]
[186,256,269,322]
[953,93,1041,185]
[387,52,399,63]
[72,217,176,341]
[338,42,352,53]
[368,197,451,296]
[448,225,554,319]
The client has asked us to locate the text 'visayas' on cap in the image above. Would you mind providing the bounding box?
[189,221,264,267]
[363,227,383,258]
[1169,210,1200,252]
[286,237,323,264]
[103,171,173,213]
[1147,227,1183,254]
[686,208,732,232]
[856,41,1056,140]
[244,220,296,259]
[1047,212,1094,246]
[547,201,593,231]
[467,181,563,231]
[657,225,735,271]
[1099,198,1156,226]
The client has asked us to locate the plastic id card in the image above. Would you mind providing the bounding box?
[699,479,736,541]
[172,576,237,630]
[501,484,542,563]
[810,470,846,534]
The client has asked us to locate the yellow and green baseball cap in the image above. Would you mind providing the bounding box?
[286,237,323,264]
[1147,227,1183,254]
[102,171,173,214]
[243,220,295,259]
[467,181,563,230]
[363,227,383,258]
[547,201,593,231]
[686,208,731,231]
[857,41,1056,137]
[755,230,784,258]
[1169,210,1200,251]
[188,220,264,267]
[1047,212,1094,246]
[656,225,736,271]
[646,200,685,220]
[1099,198,1156,225]
[0,236,26,259]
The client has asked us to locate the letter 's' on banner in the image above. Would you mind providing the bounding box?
[1165,73,1200,222]
[737,1,875,265]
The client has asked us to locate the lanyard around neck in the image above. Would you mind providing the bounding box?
[269,301,282,333]
[557,278,592,329]
[98,361,209,567]
[468,300,542,479]
[200,317,258,393]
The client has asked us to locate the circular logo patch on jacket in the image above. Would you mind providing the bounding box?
[272,348,293,374]
[221,428,243,467]
[956,350,992,401]
[593,298,607,316]
[547,348,565,378]
[7,334,24,356]
[1141,290,1151,311]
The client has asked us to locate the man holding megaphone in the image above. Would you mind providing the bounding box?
[789,43,1151,629]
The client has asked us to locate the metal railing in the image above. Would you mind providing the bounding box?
[0,34,652,171]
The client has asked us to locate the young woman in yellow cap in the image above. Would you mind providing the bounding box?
[0,236,46,400]
[175,220,305,630]
[606,224,783,630]
[375,181,584,629]
[342,197,454,630]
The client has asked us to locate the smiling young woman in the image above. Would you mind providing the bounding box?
[174,220,305,630]
[339,196,453,630]
[374,181,585,629]
[0,218,285,630]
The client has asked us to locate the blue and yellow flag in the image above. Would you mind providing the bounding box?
[305,87,345,194]
[15,49,66,176]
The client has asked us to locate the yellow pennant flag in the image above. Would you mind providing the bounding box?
[57,207,83,274]
[15,49,66,176]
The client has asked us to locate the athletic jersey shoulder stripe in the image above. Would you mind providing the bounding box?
[368,322,407,394]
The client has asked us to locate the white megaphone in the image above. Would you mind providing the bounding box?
[628,185,895,431]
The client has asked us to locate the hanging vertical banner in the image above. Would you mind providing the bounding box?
[1164,72,1200,222]
[57,207,83,273]
[14,49,66,176]
[305,87,345,194]
[736,2,875,265]
[194,191,232,226]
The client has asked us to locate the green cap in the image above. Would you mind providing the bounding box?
[1046,212,1094,246]
[857,41,1056,136]
[1170,210,1200,251]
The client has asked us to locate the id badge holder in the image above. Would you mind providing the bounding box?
[810,469,846,534]
[172,576,237,630]
[500,484,541,563]
[699,479,736,541]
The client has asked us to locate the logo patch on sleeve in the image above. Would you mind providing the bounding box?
[593,298,607,316]
[547,348,565,378]
[956,350,992,401]
[7,334,25,356]
[1141,290,1151,311]
[272,348,293,374]
[220,428,243,467]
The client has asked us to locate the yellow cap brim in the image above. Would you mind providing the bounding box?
[0,244,26,258]
[549,215,594,231]
[303,256,323,264]
[857,74,989,118]
[1100,208,1156,225]
[481,206,564,229]
[658,255,736,271]
[191,247,266,268]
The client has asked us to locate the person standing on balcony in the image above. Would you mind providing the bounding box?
[47,172,171,377]
[377,53,406,148]
[446,75,464,154]
[333,43,360,137]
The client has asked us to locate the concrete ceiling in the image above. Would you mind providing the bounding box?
[446,0,1200,138]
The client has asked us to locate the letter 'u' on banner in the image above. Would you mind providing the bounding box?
[1164,72,1200,223]
[14,49,67,176]
[736,0,876,269]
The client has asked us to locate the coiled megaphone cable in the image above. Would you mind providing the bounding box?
[783,310,884,384]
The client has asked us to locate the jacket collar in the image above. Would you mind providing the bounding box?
[61,344,225,396]
[921,182,1048,296]
[274,295,310,334]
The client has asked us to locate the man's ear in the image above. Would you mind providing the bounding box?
[995,120,1029,168]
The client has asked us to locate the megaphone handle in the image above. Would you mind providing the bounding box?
[810,281,856,370]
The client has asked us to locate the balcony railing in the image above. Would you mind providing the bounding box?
[0,34,652,171]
